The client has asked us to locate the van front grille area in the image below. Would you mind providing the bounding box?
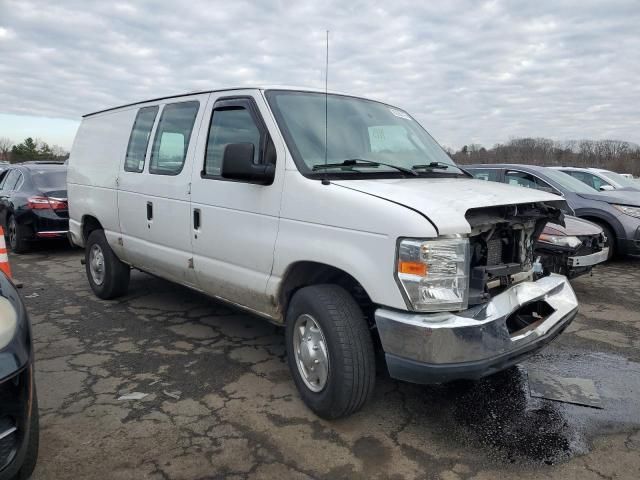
[486,238,504,266]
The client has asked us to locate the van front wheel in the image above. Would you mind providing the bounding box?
[285,284,375,419]
[85,230,130,299]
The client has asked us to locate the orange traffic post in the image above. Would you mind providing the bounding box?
[0,226,12,278]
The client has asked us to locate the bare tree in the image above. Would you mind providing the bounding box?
[50,145,69,159]
[451,137,640,176]
[0,137,13,161]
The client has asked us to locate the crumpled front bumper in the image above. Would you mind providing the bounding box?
[375,274,578,384]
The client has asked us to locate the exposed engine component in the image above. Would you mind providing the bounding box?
[465,202,563,305]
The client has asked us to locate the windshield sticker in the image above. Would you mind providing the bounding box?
[389,108,411,120]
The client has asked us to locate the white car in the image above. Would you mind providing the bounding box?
[67,87,579,418]
[552,166,640,192]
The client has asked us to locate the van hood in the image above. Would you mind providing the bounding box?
[332,177,563,235]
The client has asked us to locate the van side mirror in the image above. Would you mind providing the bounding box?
[599,184,614,191]
[220,143,275,185]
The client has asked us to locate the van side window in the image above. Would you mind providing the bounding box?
[150,101,199,176]
[124,106,159,173]
[204,107,261,177]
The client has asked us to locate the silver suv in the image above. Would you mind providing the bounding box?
[552,167,640,192]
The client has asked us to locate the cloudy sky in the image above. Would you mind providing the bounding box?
[0,0,639,151]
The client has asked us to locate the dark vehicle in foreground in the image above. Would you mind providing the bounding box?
[0,163,68,253]
[0,271,38,480]
[537,216,607,278]
[466,164,640,258]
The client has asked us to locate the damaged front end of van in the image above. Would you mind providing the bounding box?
[375,200,578,384]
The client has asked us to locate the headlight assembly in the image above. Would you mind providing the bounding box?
[613,204,640,219]
[538,233,582,249]
[396,237,470,312]
[0,296,18,351]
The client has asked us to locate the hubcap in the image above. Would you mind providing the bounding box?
[293,314,329,392]
[89,244,105,286]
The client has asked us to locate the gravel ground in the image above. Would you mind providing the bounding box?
[9,242,640,479]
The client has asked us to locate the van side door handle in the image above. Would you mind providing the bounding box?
[147,201,153,220]
[193,208,201,230]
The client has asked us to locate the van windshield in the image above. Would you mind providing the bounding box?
[266,91,463,177]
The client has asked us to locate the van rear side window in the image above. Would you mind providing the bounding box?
[150,101,199,176]
[124,106,159,173]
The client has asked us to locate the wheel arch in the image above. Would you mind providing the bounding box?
[278,261,375,326]
[81,215,104,243]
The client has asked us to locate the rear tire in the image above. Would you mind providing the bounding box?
[85,229,130,299]
[285,284,375,419]
[7,215,29,254]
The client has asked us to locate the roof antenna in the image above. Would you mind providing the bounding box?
[321,30,330,186]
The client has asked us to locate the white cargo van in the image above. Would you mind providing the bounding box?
[67,87,579,418]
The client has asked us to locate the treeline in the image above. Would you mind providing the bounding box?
[0,137,69,163]
[449,138,640,176]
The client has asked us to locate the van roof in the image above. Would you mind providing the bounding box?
[82,85,352,118]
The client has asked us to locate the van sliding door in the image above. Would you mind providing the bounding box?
[117,94,208,286]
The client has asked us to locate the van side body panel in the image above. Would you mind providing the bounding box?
[117,94,209,287]
[266,170,437,316]
[67,109,135,257]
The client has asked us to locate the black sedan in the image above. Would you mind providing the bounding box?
[0,163,68,253]
[0,271,38,480]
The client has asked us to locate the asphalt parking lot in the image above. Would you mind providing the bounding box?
[11,243,640,479]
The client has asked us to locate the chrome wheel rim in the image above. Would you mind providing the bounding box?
[89,244,105,285]
[293,314,329,392]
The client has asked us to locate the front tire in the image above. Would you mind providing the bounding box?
[85,229,130,299]
[594,222,615,260]
[285,284,375,419]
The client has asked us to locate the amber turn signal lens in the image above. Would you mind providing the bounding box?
[398,261,427,276]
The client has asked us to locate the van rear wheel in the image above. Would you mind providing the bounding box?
[285,284,375,419]
[85,230,130,299]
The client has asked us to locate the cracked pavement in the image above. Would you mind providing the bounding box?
[10,243,640,479]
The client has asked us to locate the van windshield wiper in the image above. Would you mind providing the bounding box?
[313,158,418,176]
[412,161,451,170]
[412,161,471,177]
